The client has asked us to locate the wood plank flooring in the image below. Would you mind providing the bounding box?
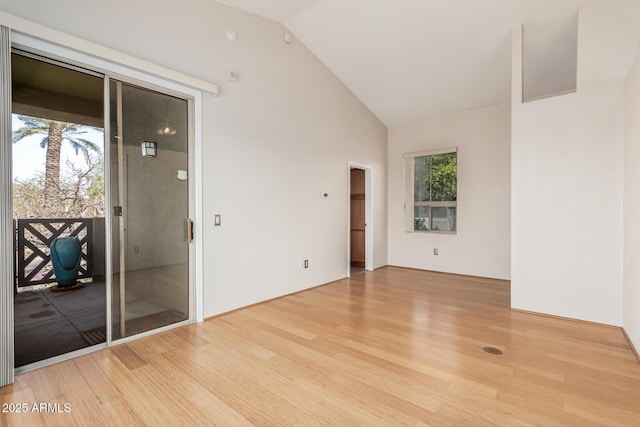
[2,267,640,426]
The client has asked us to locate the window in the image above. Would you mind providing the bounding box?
[404,147,457,233]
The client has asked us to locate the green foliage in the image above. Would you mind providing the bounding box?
[426,153,457,202]
[412,152,456,232]
[12,114,104,218]
[13,153,105,219]
[414,217,427,231]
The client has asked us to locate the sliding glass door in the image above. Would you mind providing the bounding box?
[9,49,192,373]
[109,80,190,339]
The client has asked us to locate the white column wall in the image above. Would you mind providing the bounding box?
[624,54,640,352]
[511,0,639,325]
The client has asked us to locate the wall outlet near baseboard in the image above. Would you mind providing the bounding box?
[304,259,309,269]
[434,248,438,255]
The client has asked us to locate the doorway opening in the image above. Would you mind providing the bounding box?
[348,162,373,276]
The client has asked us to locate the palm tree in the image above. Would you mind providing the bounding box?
[12,115,100,205]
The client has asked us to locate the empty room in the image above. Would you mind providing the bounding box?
[1,0,640,425]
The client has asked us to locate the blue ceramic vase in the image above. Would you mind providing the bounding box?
[50,237,81,288]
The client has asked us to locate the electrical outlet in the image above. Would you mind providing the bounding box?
[434,248,438,256]
[304,259,309,269]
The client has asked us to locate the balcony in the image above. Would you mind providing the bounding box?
[14,217,105,289]
[13,217,106,368]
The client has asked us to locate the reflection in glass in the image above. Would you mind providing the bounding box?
[432,207,456,232]
[414,156,431,202]
[110,81,189,340]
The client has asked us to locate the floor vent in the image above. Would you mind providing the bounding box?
[483,346,503,355]
[81,327,107,346]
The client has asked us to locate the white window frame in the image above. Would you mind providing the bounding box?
[404,147,457,234]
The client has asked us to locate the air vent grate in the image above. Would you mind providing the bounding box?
[483,346,503,355]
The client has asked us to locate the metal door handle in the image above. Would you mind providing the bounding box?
[187,219,194,243]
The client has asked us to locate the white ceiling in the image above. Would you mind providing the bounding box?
[215,0,589,127]
[216,0,325,22]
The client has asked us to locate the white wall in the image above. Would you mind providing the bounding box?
[511,0,639,326]
[624,55,640,352]
[511,88,624,325]
[387,104,511,280]
[0,0,388,317]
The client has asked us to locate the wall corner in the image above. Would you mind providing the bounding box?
[511,25,523,107]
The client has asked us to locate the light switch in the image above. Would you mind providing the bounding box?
[214,214,221,226]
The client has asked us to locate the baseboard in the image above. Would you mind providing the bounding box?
[510,308,620,329]
[203,276,348,321]
[386,264,510,284]
[510,310,640,366]
[622,328,640,365]
[204,266,393,321]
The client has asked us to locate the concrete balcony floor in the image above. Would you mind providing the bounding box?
[14,266,189,368]
[14,281,106,367]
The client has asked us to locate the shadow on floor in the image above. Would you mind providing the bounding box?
[14,271,190,368]
[14,281,106,367]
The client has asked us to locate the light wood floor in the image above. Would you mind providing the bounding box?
[2,267,640,426]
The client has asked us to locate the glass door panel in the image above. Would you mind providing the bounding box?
[11,51,106,368]
[109,80,189,339]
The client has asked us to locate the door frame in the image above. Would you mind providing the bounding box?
[12,31,204,320]
[107,78,195,342]
[0,25,13,387]
[347,161,374,276]
[5,31,205,374]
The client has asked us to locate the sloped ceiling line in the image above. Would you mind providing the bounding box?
[214,0,588,127]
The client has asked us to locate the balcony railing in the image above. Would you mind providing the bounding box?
[14,218,96,288]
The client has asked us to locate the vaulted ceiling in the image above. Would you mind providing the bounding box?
[215,0,590,127]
